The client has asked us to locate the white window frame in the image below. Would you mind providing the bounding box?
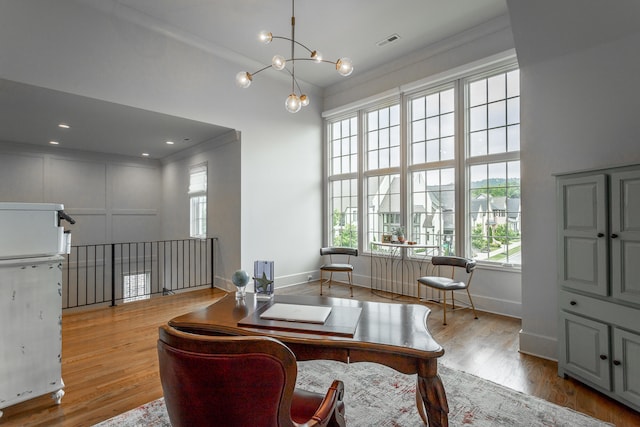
[323,56,520,269]
[123,272,151,303]
[189,164,207,239]
[326,115,359,249]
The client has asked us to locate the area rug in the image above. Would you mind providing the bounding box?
[94,360,611,426]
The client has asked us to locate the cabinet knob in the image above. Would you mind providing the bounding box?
[570,301,577,306]
[600,354,608,360]
[613,360,621,366]
[597,233,604,237]
[611,233,619,239]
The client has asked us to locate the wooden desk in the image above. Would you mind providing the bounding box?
[169,293,448,427]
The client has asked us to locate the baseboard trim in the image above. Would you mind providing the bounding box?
[217,272,522,320]
[519,329,557,361]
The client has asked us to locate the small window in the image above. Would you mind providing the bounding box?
[123,272,150,303]
[189,164,207,238]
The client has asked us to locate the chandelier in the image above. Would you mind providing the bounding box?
[235,0,353,113]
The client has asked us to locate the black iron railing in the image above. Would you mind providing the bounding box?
[62,238,216,309]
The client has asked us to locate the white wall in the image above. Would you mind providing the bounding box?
[160,132,241,288]
[508,0,640,359]
[0,0,323,288]
[0,142,161,244]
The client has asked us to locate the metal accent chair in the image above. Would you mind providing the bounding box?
[157,324,346,427]
[319,247,358,297]
[417,256,478,325]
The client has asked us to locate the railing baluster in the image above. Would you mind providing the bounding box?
[61,238,216,310]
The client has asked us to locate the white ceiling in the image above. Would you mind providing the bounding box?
[0,78,233,160]
[83,0,508,89]
[0,0,508,159]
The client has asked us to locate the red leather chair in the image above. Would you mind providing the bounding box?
[157,324,346,427]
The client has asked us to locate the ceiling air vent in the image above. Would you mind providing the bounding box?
[377,33,401,47]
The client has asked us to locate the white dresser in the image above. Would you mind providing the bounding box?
[0,203,71,417]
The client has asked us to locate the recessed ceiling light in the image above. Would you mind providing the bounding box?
[166,141,175,145]
[58,123,70,129]
[142,153,150,157]
[49,141,60,145]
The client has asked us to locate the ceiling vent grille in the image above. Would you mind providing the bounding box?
[377,33,401,47]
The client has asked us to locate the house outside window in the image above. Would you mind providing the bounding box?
[365,104,400,251]
[324,61,520,267]
[189,164,207,238]
[408,85,457,255]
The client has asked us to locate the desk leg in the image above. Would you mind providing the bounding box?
[416,359,448,427]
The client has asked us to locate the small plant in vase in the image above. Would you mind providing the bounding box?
[392,226,406,243]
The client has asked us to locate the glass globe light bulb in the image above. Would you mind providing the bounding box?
[259,31,273,43]
[285,93,302,113]
[235,71,252,88]
[272,55,286,70]
[300,94,309,107]
[336,57,354,76]
[311,50,323,63]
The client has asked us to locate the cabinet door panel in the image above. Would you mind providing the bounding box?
[613,328,640,408]
[564,237,600,284]
[557,175,608,295]
[611,170,640,304]
[559,312,611,390]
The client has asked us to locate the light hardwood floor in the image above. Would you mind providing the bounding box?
[1,284,639,426]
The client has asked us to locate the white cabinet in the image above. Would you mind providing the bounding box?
[0,256,65,417]
[557,166,640,411]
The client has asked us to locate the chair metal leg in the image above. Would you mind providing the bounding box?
[347,271,353,297]
[442,290,447,325]
[466,288,479,319]
[320,270,324,295]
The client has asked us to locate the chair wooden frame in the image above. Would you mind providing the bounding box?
[319,247,358,297]
[417,256,478,325]
[157,324,346,427]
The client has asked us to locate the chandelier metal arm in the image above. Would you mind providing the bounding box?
[249,64,274,77]
[270,35,315,56]
[283,67,303,95]
[286,57,339,66]
[247,57,337,80]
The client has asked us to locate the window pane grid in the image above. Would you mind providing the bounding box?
[366,105,400,171]
[190,195,207,238]
[123,272,150,303]
[329,178,358,248]
[330,117,358,175]
[189,164,207,238]
[468,69,520,158]
[410,88,455,165]
[328,116,358,247]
